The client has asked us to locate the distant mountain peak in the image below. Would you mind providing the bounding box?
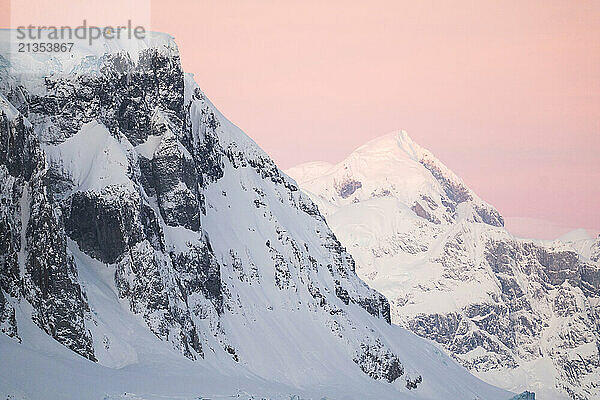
[288,130,600,400]
[353,130,419,156]
[286,130,504,228]
[334,131,424,170]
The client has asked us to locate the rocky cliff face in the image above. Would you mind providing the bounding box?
[404,230,600,399]
[0,34,515,400]
[0,92,95,359]
[288,132,600,400]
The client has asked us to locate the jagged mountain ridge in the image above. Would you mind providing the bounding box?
[0,33,516,399]
[287,131,600,400]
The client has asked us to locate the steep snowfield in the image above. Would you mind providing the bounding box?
[287,131,600,400]
[0,32,518,400]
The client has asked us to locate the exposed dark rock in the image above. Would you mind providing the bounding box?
[420,159,504,227]
[0,103,95,360]
[510,391,536,400]
[420,194,438,209]
[405,374,422,390]
[0,173,22,299]
[353,341,404,383]
[24,174,96,361]
[403,235,599,396]
[170,242,223,314]
[474,204,504,227]
[420,159,470,204]
[411,201,441,224]
[0,289,18,340]
[591,237,600,263]
[151,131,201,231]
[408,312,461,346]
[0,112,36,179]
[64,188,142,264]
[358,294,392,324]
[337,179,362,199]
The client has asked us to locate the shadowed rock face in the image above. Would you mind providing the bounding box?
[474,205,505,227]
[27,50,185,146]
[354,341,404,382]
[65,189,141,264]
[0,48,219,362]
[0,106,95,360]
[420,159,504,227]
[591,237,600,263]
[170,242,223,314]
[25,179,96,360]
[151,132,201,231]
[404,236,600,399]
[420,159,471,204]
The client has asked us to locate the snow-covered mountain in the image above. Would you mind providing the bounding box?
[0,33,525,400]
[287,131,600,400]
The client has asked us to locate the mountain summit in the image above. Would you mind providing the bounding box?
[288,130,503,227]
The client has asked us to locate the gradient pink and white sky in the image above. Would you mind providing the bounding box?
[4,0,599,239]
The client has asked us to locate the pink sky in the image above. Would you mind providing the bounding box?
[4,1,600,238]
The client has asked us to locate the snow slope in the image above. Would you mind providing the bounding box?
[287,131,600,400]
